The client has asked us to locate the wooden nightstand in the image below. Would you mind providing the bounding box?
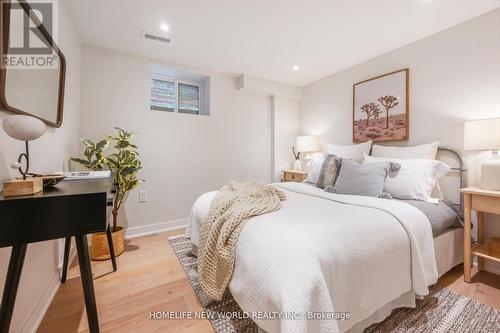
[460,187,500,282]
[282,170,308,183]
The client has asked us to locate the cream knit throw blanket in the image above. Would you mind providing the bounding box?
[198,180,286,300]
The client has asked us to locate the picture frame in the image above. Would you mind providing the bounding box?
[352,68,409,143]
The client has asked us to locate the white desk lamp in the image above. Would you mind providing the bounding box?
[464,118,500,190]
[2,115,46,196]
[292,136,320,171]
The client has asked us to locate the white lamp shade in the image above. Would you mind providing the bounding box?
[464,118,500,151]
[2,115,46,141]
[296,135,320,153]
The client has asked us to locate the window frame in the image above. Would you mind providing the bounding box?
[150,73,204,115]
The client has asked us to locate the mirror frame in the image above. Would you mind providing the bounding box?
[0,0,66,128]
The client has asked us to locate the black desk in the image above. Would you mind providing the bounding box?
[0,179,114,333]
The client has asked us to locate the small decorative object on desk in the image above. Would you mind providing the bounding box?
[2,115,46,197]
[11,173,66,189]
[41,174,66,187]
[282,170,308,183]
[63,170,112,180]
[292,136,321,171]
[71,127,143,260]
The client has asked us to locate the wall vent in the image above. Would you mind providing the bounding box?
[141,31,172,44]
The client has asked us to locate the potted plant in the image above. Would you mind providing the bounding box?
[71,128,142,260]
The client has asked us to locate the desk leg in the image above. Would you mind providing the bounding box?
[61,236,72,283]
[75,235,100,333]
[0,244,28,333]
[464,193,472,283]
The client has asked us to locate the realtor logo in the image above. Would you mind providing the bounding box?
[1,0,59,69]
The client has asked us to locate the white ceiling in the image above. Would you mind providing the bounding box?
[64,0,500,86]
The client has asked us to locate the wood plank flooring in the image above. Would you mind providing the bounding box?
[38,230,214,333]
[38,230,500,333]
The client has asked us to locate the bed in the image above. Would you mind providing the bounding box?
[186,146,466,333]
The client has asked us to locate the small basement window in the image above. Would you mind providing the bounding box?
[150,65,210,116]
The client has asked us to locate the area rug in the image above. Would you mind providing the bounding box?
[169,235,500,333]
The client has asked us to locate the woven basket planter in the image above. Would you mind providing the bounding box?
[90,226,125,261]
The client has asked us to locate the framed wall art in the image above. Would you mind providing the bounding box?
[353,68,409,143]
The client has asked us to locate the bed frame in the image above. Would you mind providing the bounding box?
[437,146,467,213]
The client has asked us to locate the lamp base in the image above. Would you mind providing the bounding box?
[293,159,303,171]
[480,159,500,191]
[3,177,43,197]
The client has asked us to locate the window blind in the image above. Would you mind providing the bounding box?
[178,83,200,115]
[150,78,175,111]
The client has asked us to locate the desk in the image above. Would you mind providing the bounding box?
[0,179,114,333]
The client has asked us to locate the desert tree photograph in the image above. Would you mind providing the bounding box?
[353,68,409,142]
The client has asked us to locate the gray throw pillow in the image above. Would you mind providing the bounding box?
[326,159,394,197]
[316,154,341,189]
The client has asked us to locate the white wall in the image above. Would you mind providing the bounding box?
[79,45,273,236]
[299,8,500,274]
[0,2,82,332]
[271,96,299,181]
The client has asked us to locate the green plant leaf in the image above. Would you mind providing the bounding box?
[95,139,109,151]
[80,138,95,147]
[70,157,90,166]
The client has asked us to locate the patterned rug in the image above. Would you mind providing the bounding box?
[168,236,500,333]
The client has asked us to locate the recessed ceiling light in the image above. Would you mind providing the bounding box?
[160,23,169,32]
[292,65,300,70]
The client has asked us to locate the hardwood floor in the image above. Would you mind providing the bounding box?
[438,264,500,310]
[38,229,214,333]
[38,230,500,333]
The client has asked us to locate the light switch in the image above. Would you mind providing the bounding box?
[139,191,148,202]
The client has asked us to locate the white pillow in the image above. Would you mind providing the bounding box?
[327,140,372,162]
[364,154,450,203]
[371,141,440,160]
[305,156,325,184]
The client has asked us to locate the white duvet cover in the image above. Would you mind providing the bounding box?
[187,182,438,333]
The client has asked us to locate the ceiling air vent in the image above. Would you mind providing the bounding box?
[141,31,171,44]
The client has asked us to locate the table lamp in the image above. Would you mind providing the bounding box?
[2,115,46,196]
[464,118,500,190]
[292,136,320,171]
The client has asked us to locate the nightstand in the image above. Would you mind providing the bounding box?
[282,170,308,183]
[460,187,500,282]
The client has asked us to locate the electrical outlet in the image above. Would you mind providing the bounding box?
[139,191,148,202]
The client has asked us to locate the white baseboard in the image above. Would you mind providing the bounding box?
[484,262,500,276]
[20,270,60,333]
[472,260,500,276]
[125,218,188,239]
